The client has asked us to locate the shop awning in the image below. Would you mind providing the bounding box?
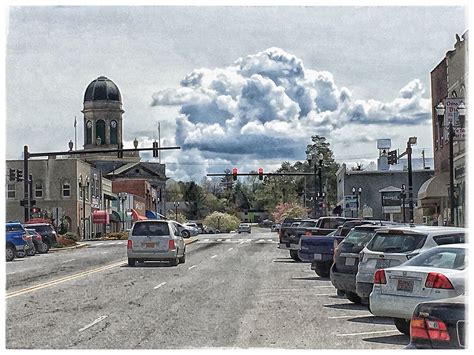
[146,210,159,220]
[418,174,449,201]
[110,210,121,222]
[92,210,110,224]
[131,209,148,222]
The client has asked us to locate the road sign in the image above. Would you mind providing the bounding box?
[381,191,401,214]
[344,195,358,211]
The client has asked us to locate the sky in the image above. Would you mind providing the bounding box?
[4,2,468,181]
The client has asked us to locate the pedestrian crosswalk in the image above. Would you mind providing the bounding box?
[197,238,277,244]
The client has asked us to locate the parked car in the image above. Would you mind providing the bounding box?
[203,225,220,234]
[238,223,251,234]
[370,244,467,335]
[185,222,203,234]
[408,295,466,349]
[174,222,198,238]
[127,220,186,267]
[26,228,48,254]
[356,225,466,302]
[330,224,388,303]
[6,222,32,260]
[24,223,57,252]
[271,223,281,232]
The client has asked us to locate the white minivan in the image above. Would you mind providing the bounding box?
[127,220,186,267]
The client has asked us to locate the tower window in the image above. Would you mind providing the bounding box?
[35,181,43,198]
[96,120,106,145]
[7,184,15,199]
[86,120,92,145]
[62,181,71,198]
[110,120,118,144]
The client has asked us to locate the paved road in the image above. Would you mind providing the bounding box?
[6,227,409,349]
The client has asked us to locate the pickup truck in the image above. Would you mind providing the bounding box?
[298,219,382,277]
[279,216,351,261]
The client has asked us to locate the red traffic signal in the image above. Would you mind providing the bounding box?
[258,168,263,180]
[232,168,238,181]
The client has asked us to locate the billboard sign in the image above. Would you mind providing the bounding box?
[381,191,401,214]
[344,195,358,211]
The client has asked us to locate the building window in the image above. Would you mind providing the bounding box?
[110,120,118,144]
[35,181,43,198]
[86,120,93,145]
[96,119,106,145]
[451,90,457,98]
[7,184,15,199]
[62,181,71,198]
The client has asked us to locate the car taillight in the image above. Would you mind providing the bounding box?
[127,240,132,249]
[305,231,312,236]
[35,235,42,241]
[373,269,387,284]
[410,317,450,342]
[425,272,454,289]
[169,239,175,250]
[22,234,32,241]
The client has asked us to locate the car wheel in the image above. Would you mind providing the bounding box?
[128,258,136,267]
[16,250,26,258]
[44,241,51,253]
[179,254,186,264]
[38,243,48,254]
[393,318,410,335]
[169,258,179,267]
[27,247,36,256]
[6,245,15,262]
[289,250,301,261]
[346,292,362,304]
[313,262,330,278]
[182,231,190,239]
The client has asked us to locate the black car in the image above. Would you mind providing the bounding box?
[26,228,48,253]
[24,223,57,252]
[408,295,466,349]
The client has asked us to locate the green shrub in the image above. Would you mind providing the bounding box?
[203,212,240,233]
[104,232,128,240]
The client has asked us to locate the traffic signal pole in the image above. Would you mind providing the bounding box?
[23,145,30,222]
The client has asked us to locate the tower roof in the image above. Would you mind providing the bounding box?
[84,76,122,103]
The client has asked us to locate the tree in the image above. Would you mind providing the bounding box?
[272,203,308,223]
[203,212,240,233]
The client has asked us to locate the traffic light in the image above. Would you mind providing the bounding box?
[387,150,398,165]
[232,168,238,181]
[117,143,123,158]
[153,141,159,158]
[16,169,23,182]
[8,168,15,182]
[258,168,263,180]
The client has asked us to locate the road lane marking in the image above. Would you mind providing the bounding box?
[336,330,400,337]
[211,255,218,259]
[228,248,233,251]
[102,251,109,254]
[313,293,336,296]
[153,282,167,290]
[312,285,335,288]
[79,315,108,332]
[62,259,76,263]
[115,242,124,245]
[217,238,223,242]
[6,260,127,299]
[188,265,197,270]
[95,243,104,246]
[204,239,210,242]
[328,315,371,319]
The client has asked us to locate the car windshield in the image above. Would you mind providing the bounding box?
[132,222,170,236]
[29,225,53,233]
[366,232,427,253]
[344,228,377,247]
[6,224,24,232]
[299,221,317,228]
[404,247,467,270]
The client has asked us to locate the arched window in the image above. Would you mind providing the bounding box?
[451,90,457,98]
[96,120,106,145]
[110,120,118,144]
[86,120,92,145]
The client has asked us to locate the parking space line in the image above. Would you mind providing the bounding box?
[79,315,108,332]
[153,282,167,290]
[95,243,104,246]
[336,330,399,337]
[313,293,336,296]
[188,265,197,270]
[62,259,76,264]
[217,238,223,242]
[228,248,233,251]
[328,315,370,319]
[211,255,218,259]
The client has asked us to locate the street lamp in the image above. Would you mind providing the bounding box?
[174,201,180,220]
[352,186,362,218]
[118,192,128,231]
[436,101,466,226]
[400,184,406,223]
[78,175,90,239]
[306,151,324,218]
[406,136,417,223]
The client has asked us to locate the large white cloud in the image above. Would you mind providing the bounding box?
[151,47,431,180]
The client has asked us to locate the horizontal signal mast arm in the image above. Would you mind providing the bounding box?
[26,146,181,158]
[207,172,315,176]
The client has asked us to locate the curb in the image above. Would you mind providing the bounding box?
[49,242,89,252]
[185,237,198,245]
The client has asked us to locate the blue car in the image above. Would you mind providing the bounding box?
[6,222,31,261]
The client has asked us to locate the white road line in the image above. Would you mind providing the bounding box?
[153,282,167,290]
[102,251,109,254]
[115,242,124,245]
[95,243,104,246]
[256,239,265,243]
[328,315,370,319]
[188,265,197,270]
[79,315,108,332]
[313,285,335,288]
[204,239,210,242]
[217,238,223,242]
[62,259,75,264]
[211,255,218,259]
[240,240,245,244]
[336,330,400,337]
[313,293,336,296]
[228,248,233,251]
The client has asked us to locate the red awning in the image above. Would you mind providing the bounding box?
[25,218,52,224]
[92,210,110,224]
[131,209,147,222]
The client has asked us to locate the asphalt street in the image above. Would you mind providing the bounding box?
[6,227,409,349]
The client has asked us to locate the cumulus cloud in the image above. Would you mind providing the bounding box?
[151,47,431,180]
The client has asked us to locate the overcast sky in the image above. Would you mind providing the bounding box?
[5,4,467,180]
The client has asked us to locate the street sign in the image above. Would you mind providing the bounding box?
[454,127,466,141]
[344,195,358,211]
[445,98,463,127]
[381,191,401,214]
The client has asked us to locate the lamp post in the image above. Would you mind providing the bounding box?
[436,101,466,226]
[118,192,128,231]
[400,184,406,223]
[78,176,90,240]
[352,186,362,218]
[406,136,417,223]
[174,201,180,220]
[306,151,324,218]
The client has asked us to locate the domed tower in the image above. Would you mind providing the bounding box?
[82,76,124,150]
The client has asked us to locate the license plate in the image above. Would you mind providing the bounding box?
[313,253,322,260]
[376,259,391,269]
[397,279,414,292]
[345,257,355,266]
[145,242,155,248]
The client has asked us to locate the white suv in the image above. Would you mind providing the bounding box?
[127,220,186,267]
[356,225,466,299]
